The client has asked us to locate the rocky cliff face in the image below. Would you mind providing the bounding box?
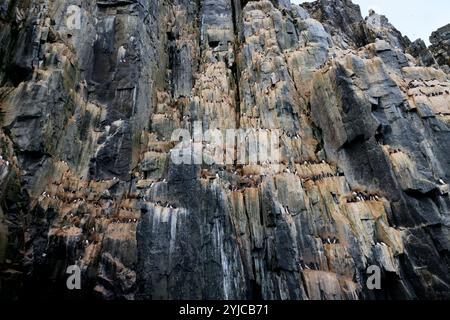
[1,0,450,300]
[430,23,450,73]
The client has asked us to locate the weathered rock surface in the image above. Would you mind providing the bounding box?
[0,0,449,300]
[430,24,450,73]
[407,39,437,68]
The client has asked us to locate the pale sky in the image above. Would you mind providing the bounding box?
[291,0,450,45]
